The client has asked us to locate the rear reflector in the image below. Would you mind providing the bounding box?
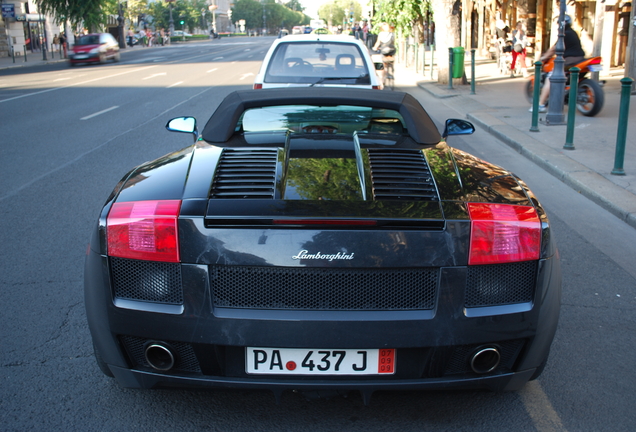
[467,203,541,265]
[253,83,263,89]
[107,200,181,262]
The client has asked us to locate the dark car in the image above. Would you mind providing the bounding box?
[84,88,561,403]
[69,33,120,66]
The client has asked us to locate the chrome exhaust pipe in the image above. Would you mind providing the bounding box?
[470,347,501,374]
[145,343,175,371]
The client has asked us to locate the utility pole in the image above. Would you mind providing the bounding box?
[626,2,636,94]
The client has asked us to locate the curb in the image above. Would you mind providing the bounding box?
[417,81,636,230]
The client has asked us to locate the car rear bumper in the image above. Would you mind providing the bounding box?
[108,364,537,394]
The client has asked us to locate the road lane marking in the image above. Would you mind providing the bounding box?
[53,78,72,82]
[167,81,183,88]
[207,68,218,73]
[143,73,167,80]
[520,381,567,431]
[80,106,119,120]
[0,65,156,104]
[213,56,224,60]
[239,73,254,80]
[1,84,218,203]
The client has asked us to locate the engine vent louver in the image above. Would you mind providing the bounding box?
[210,149,278,199]
[367,149,438,201]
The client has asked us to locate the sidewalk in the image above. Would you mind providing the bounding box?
[395,58,636,230]
[0,46,68,69]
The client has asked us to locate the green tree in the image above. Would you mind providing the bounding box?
[37,0,115,32]
[233,0,308,33]
[232,0,264,32]
[374,0,459,84]
[317,0,362,29]
[125,0,149,28]
[374,0,430,38]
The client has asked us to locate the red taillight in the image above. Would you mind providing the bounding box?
[467,203,541,265]
[107,200,181,262]
[372,85,381,90]
[588,57,602,65]
[253,83,263,89]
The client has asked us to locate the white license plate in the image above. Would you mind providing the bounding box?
[588,64,603,72]
[246,348,395,375]
[74,55,88,59]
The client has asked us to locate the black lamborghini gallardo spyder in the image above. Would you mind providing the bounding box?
[85,88,561,403]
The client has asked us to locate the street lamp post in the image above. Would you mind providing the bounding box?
[209,4,217,35]
[262,3,267,35]
[117,1,126,49]
[167,0,175,38]
[545,3,568,125]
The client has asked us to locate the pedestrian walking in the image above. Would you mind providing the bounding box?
[511,22,528,77]
[52,34,60,54]
[59,33,67,58]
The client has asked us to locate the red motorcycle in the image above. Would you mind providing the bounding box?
[525,56,604,116]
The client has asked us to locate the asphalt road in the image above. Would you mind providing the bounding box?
[1,37,635,432]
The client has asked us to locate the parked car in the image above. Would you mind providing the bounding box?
[68,33,120,66]
[172,30,192,37]
[85,88,561,403]
[253,35,383,89]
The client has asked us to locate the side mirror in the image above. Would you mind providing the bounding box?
[374,62,384,71]
[442,119,475,138]
[166,117,198,141]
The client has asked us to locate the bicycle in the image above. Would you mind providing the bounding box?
[383,59,394,90]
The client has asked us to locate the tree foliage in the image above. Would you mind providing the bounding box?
[317,0,362,28]
[145,0,210,32]
[232,0,309,33]
[373,0,431,37]
[36,0,115,32]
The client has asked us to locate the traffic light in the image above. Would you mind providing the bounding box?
[180,20,184,25]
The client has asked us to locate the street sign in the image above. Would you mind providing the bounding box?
[1,3,15,19]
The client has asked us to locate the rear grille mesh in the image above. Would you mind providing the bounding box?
[465,261,537,307]
[210,265,439,311]
[111,258,183,304]
[367,149,438,201]
[210,148,278,199]
[119,335,201,373]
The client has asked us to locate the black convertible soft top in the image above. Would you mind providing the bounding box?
[200,88,442,145]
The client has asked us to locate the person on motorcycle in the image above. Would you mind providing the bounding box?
[530,15,585,112]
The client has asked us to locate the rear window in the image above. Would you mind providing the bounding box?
[264,42,371,85]
[239,105,405,136]
[77,35,100,45]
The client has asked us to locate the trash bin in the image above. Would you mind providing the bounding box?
[452,47,465,78]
